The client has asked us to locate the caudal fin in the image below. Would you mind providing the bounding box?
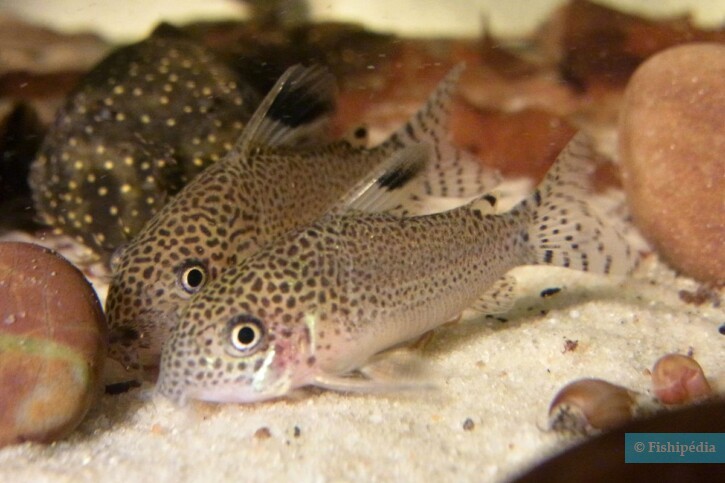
[521,133,638,276]
[380,64,501,200]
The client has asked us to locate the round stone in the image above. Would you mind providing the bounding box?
[651,353,712,405]
[548,378,638,434]
[0,242,107,447]
[619,43,724,284]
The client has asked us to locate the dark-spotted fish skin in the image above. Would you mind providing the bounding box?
[157,133,639,405]
[105,64,499,373]
[29,27,260,259]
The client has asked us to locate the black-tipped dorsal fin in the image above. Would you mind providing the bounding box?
[329,143,432,215]
[236,64,337,153]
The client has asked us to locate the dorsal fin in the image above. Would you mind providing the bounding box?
[329,144,432,215]
[236,65,337,153]
[330,147,501,218]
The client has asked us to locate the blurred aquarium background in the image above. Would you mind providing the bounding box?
[0,0,722,242]
[1,0,722,41]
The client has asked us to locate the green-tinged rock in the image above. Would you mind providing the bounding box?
[0,242,107,447]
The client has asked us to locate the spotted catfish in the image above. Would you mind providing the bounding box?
[156,133,639,405]
[106,63,500,373]
[30,26,261,259]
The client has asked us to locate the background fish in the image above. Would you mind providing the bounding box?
[106,64,500,373]
[156,133,639,405]
[29,25,261,260]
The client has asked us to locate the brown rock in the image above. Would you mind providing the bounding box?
[451,103,577,181]
[541,0,725,91]
[619,43,725,284]
[0,242,107,447]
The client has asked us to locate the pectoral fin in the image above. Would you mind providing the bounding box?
[312,373,434,395]
[312,349,435,395]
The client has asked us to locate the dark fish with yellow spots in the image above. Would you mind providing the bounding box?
[30,26,261,259]
[105,64,500,374]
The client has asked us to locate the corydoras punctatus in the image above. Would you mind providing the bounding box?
[157,133,638,404]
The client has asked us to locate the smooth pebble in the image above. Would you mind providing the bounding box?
[0,242,106,447]
[619,43,724,284]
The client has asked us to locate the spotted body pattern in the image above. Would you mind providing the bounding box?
[106,64,499,372]
[30,27,260,258]
[157,133,638,404]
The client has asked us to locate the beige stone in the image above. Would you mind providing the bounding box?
[619,42,725,284]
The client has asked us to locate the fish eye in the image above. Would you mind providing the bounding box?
[228,316,265,354]
[177,260,208,294]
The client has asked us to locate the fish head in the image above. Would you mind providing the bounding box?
[106,243,212,372]
[104,165,253,372]
[157,257,320,404]
[106,244,230,374]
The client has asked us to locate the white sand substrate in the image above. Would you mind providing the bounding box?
[0,182,722,482]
